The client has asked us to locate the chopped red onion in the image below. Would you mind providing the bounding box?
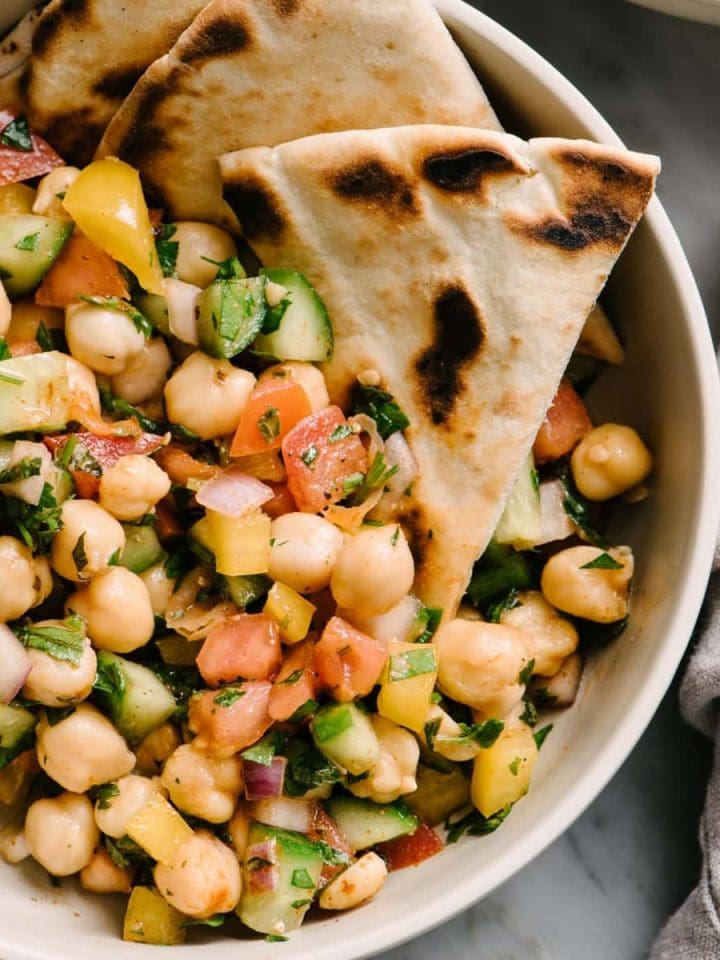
[0,624,32,704]
[196,466,273,519]
[251,797,316,834]
[244,755,287,800]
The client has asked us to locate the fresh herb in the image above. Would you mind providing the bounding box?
[518,659,535,686]
[72,532,88,577]
[241,732,284,767]
[390,526,400,546]
[202,254,246,280]
[181,915,227,929]
[105,835,150,871]
[423,717,442,750]
[45,706,75,726]
[290,899,312,910]
[81,296,153,338]
[170,422,201,443]
[0,370,24,385]
[534,724,554,750]
[290,868,315,889]
[388,647,436,682]
[262,296,290,335]
[96,782,120,810]
[508,756,522,776]
[486,588,521,623]
[445,804,512,844]
[410,606,442,644]
[314,841,351,867]
[300,444,318,467]
[519,698,538,728]
[349,451,398,505]
[36,320,62,353]
[558,469,608,548]
[2,481,62,553]
[151,663,198,720]
[283,739,342,797]
[287,698,319,723]
[99,383,163,433]
[15,232,39,252]
[213,687,246,708]
[533,686,558,708]
[0,456,42,485]
[93,651,126,702]
[19,614,85,665]
[0,115,32,151]
[352,385,410,439]
[0,339,10,360]
[154,224,179,278]
[278,669,304,687]
[438,718,504,750]
[362,518,385,527]
[466,540,535,611]
[257,406,281,444]
[342,472,365,496]
[530,468,540,493]
[265,935,289,943]
[328,424,353,443]
[580,552,623,570]
[577,615,629,648]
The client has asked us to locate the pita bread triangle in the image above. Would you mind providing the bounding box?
[96,0,500,228]
[219,125,659,615]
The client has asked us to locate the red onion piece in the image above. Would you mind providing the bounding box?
[246,837,279,893]
[196,466,273,519]
[251,797,316,834]
[382,431,418,503]
[0,625,32,704]
[244,755,287,800]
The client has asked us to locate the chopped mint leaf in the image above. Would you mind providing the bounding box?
[352,384,410,439]
[290,868,315,889]
[300,444,318,467]
[257,406,281,444]
[15,232,39,252]
[388,647,436,682]
[154,224,179,278]
[96,782,120,810]
[81,295,153,338]
[534,724,554,750]
[0,115,32,151]
[486,588,521,623]
[519,659,535,686]
[213,687,246,708]
[445,804,512,843]
[20,614,86,665]
[0,456,42,485]
[580,552,623,570]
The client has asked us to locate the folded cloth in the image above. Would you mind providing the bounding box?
[650,540,720,958]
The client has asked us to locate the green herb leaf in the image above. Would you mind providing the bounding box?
[290,899,312,910]
[533,686,558,708]
[290,868,315,889]
[154,224,179,278]
[20,614,86,665]
[0,370,25,385]
[202,255,246,280]
[410,606,442,644]
[96,782,120,810]
[257,406,281,444]
[466,540,535,611]
[388,647,436,682]
[72,532,88,577]
[15,232,39,252]
[423,717,442,750]
[438,718,504,750]
[36,320,59,352]
[93,651,127,702]
[81,296,153,339]
[0,339,10,361]
[508,756,522,776]
[213,687,246,708]
[265,935,289,942]
[300,444,318,467]
[486,588,521,623]
[390,526,400,546]
[519,697,538,728]
[287,698,318,723]
[279,669,304,687]
[98,383,163,433]
[262,296,290,335]
[534,723,554,750]
[0,456,42,485]
[580,551,624,570]
[352,385,410,439]
[241,732,284,767]
[556,467,608,548]
[328,424,353,444]
[342,472,365,495]
[349,451,398,506]
[283,739,342,798]
[0,115,32,151]
[2,481,63,553]
[445,804,512,844]
[518,659,535,686]
[56,437,102,477]
[181,915,227,929]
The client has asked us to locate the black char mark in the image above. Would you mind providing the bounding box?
[179,16,252,63]
[416,286,484,425]
[331,159,416,212]
[529,206,631,251]
[115,83,173,206]
[93,66,145,100]
[269,0,301,15]
[32,0,88,57]
[224,180,285,241]
[423,148,517,193]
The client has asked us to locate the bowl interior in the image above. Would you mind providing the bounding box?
[1,3,719,960]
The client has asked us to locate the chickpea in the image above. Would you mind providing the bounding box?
[110,337,172,405]
[25,792,99,876]
[435,619,532,717]
[343,594,422,644]
[0,536,50,619]
[500,591,579,677]
[349,715,419,804]
[0,440,55,506]
[51,500,125,583]
[268,512,344,594]
[67,567,155,654]
[135,722,182,776]
[422,704,478,762]
[154,830,242,919]
[80,847,133,894]
[7,301,63,343]
[164,351,255,440]
[65,301,145,376]
[571,424,653,501]
[36,703,135,793]
[98,455,171,521]
[331,525,414,617]
[0,280,9,337]
[0,823,30,864]
[227,804,250,858]
[172,221,238,288]
[261,362,329,414]
[139,563,177,617]
[23,630,97,707]
[33,166,80,217]
[528,652,584,709]
[319,852,387,911]
[541,545,633,623]
[94,774,161,839]
[163,277,202,344]
[161,743,243,823]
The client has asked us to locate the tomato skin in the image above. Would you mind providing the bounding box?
[197,613,282,687]
[0,111,64,185]
[44,431,167,469]
[282,407,368,514]
[35,230,129,307]
[309,806,353,886]
[230,379,312,458]
[262,482,297,519]
[313,616,387,702]
[533,378,593,464]
[268,640,317,722]
[188,681,272,759]
[376,823,444,870]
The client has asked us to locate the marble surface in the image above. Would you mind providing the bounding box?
[380,2,719,958]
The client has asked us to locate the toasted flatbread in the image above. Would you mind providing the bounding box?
[220,126,659,615]
[96,0,500,228]
[0,4,45,114]
[23,0,208,165]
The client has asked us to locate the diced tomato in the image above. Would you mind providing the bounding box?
[533,378,593,464]
[268,640,317,722]
[188,681,272,759]
[308,806,353,885]
[376,823,444,870]
[44,431,167,469]
[262,482,296,519]
[197,614,282,687]
[231,379,312,458]
[35,230,129,307]
[155,498,183,541]
[313,616,387,702]
[72,470,101,499]
[282,407,368,514]
[0,111,64,186]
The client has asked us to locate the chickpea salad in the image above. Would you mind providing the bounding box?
[0,120,654,944]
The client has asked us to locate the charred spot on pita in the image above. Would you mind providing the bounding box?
[415,285,485,425]
[224,180,286,242]
[423,147,519,193]
[93,66,146,101]
[32,0,88,57]
[39,108,104,167]
[269,0,302,15]
[179,16,252,62]
[527,206,632,251]
[330,159,416,212]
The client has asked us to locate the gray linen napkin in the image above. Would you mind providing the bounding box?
[650,539,720,958]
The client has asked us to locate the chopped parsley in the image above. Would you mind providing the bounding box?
[213,687,246,708]
[262,296,291,335]
[556,467,608,547]
[390,526,400,546]
[300,444,318,467]
[0,456,42,485]
[19,614,86,665]
[349,451,398,505]
[154,224,179,278]
[518,659,535,686]
[534,723,554,750]
[72,532,88,577]
[290,868,315,889]
[290,899,312,910]
[81,296,153,339]
[283,739,342,797]
[410,606,442,644]
[36,320,64,353]
[241,732,284,766]
[181,915,227,929]
[519,697,539,728]
[423,717,442,750]
[257,406,281,444]
[445,805,513,843]
[342,472,365,496]
[95,782,120,810]
[93,651,127,703]
[328,424,353,443]
[580,552,624,570]
[265,935,289,943]
[0,339,10,360]
[352,384,410,439]
[388,647,436,682]
[15,232,40,252]
[508,756,522,776]
[98,383,163,433]
[203,254,246,280]
[486,588,521,623]
[0,115,32,151]
[3,481,63,553]
[278,669,304,687]
[287,698,319,723]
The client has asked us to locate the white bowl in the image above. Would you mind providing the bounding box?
[1,2,719,959]
[628,0,720,25]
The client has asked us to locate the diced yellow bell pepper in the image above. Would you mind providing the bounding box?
[471,722,538,818]
[123,886,187,945]
[205,508,271,576]
[264,581,316,644]
[405,764,471,826]
[0,182,35,214]
[125,794,194,865]
[156,634,203,665]
[377,640,437,734]
[62,158,163,294]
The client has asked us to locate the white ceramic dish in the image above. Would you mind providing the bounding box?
[628,0,720,26]
[1,2,719,958]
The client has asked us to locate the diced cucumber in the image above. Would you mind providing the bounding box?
[135,292,170,337]
[123,886,186,945]
[494,453,541,550]
[310,702,380,776]
[0,215,73,299]
[253,268,333,361]
[120,524,164,574]
[0,703,37,766]
[238,821,324,935]
[221,573,271,608]
[325,795,418,851]
[94,651,176,744]
[0,351,76,435]
[466,540,534,611]
[198,276,267,359]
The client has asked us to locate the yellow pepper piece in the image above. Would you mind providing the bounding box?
[377,640,437,734]
[471,722,538,818]
[206,508,271,576]
[62,158,163,294]
[0,182,35,214]
[123,887,187,945]
[264,581,316,644]
[125,794,194,865]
